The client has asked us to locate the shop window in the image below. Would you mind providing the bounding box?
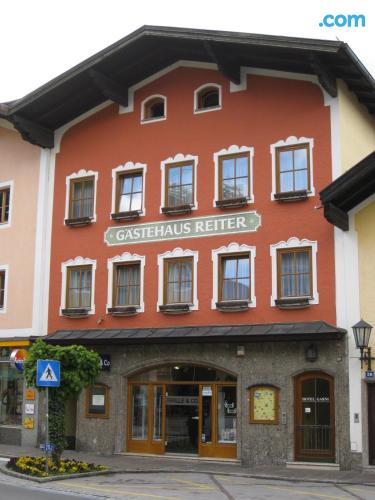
[194,84,221,113]
[270,237,318,308]
[0,187,10,225]
[86,385,109,418]
[0,270,6,311]
[61,261,95,317]
[163,162,194,214]
[65,170,98,226]
[0,353,23,426]
[141,95,166,122]
[249,385,279,424]
[217,253,250,311]
[270,137,314,201]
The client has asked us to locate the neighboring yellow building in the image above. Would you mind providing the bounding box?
[321,80,375,465]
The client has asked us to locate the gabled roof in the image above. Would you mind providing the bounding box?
[44,321,345,345]
[320,151,375,230]
[1,25,375,148]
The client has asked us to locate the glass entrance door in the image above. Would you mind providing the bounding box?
[295,373,335,462]
[165,385,199,454]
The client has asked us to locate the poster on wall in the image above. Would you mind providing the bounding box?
[249,385,279,424]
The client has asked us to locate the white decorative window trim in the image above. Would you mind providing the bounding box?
[0,264,9,314]
[0,180,14,229]
[270,237,318,306]
[64,170,99,223]
[60,257,97,315]
[140,94,167,124]
[157,248,199,311]
[107,252,145,313]
[213,145,255,207]
[211,243,256,309]
[111,162,147,217]
[160,153,198,213]
[270,136,315,201]
[193,83,222,115]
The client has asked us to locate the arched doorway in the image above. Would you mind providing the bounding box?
[127,364,237,458]
[294,372,335,462]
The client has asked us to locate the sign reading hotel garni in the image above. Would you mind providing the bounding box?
[104,211,261,246]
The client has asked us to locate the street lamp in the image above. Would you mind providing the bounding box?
[352,320,373,369]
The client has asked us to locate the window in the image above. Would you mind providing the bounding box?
[0,355,23,425]
[270,137,314,201]
[116,171,143,214]
[219,153,250,204]
[86,385,109,418]
[164,162,194,211]
[277,248,312,299]
[0,270,5,310]
[194,84,221,113]
[69,177,94,219]
[141,95,166,122]
[113,263,140,307]
[164,257,193,305]
[219,254,250,302]
[0,188,10,224]
[66,265,92,309]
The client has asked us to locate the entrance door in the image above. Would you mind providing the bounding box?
[295,372,335,462]
[165,385,198,454]
[368,384,375,464]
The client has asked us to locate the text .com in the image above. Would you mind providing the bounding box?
[319,14,366,28]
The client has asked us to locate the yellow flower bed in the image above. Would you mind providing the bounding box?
[7,456,107,477]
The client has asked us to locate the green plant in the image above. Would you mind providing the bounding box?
[24,339,101,465]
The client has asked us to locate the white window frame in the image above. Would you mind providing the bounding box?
[157,248,198,311]
[141,94,167,124]
[60,257,96,315]
[270,136,315,200]
[0,264,9,314]
[193,83,222,114]
[270,237,318,306]
[107,252,145,313]
[160,153,198,213]
[213,145,255,207]
[111,162,147,217]
[0,180,14,229]
[211,243,256,309]
[64,169,99,224]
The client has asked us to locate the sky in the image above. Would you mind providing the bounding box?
[0,0,374,102]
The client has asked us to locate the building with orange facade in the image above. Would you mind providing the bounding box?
[2,26,375,467]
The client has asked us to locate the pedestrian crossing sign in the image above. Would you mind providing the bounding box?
[36,359,61,387]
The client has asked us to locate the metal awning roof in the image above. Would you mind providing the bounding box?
[320,151,375,230]
[44,321,346,345]
[1,25,375,148]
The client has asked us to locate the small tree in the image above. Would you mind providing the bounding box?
[24,339,101,464]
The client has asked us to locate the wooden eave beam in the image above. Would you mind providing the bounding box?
[204,41,241,85]
[310,54,337,98]
[11,114,54,149]
[89,69,129,107]
[324,202,348,231]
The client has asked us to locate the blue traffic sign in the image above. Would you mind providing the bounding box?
[36,359,61,387]
[40,443,56,452]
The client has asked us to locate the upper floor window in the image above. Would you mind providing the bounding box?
[111,162,146,221]
[194,84,221,114]
[220,254,251,303]
[270,137,314,201]
[66,265,92,310]
[270,237,318,309]
[141,95,166,123]
[160,154,198,215]
[65,170,98,226]
[0,187,10,225]
[0,269,6,311]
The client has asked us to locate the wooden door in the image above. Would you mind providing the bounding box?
[295,372,335,462]
[368,384,375,465]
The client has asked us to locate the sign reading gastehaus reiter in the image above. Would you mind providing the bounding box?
[104,211,261,246]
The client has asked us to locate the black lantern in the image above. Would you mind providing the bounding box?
[305,344,318,362]
[352,320,373,369]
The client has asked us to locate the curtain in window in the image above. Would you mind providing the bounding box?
[116,265,140,306]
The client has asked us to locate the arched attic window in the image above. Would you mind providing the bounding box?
[141,95,166,123]
[194,84,221,113]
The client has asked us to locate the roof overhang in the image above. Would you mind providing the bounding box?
[2,25,375,148]
[44,321,346,346]
[320,151,375,230]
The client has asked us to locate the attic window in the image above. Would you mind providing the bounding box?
[195,84,221,113]
[142,96,166,123]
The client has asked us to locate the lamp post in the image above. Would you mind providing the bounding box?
[352,320,374,369]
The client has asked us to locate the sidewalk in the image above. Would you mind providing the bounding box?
[0,443,375,485]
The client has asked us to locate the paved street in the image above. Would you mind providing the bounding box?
[2,471,375,500]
